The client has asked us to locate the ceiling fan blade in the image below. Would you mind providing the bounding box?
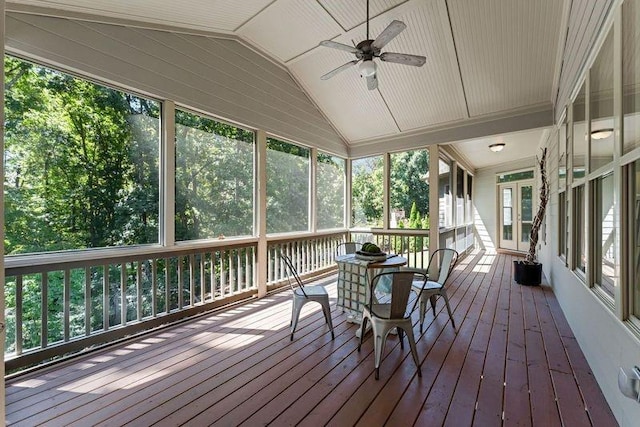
[319,40,360,54]
[380,52,426,67]
[366,74,378,90]
[320,60,359,80]
[372,20,406,50]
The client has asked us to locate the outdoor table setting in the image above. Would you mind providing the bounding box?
[335,242,408,337]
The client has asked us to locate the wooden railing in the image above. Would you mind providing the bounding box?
[350,229,430,269]
[4,229,440,372]
[4,231,349,373]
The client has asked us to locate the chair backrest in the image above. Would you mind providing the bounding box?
[428,248,459,286]
[279,252,308,297]
[369,271,428,319]
[336,241,362,256]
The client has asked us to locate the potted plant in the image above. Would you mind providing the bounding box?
[514,147,549,286]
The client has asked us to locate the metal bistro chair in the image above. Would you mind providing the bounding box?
[406,248,459,333]
[358,270,428,380]
[335,241,362,257]
[280,252,334,341]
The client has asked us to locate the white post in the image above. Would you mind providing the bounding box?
[256,130,268,297]
[429,145,440,258]
[1,0,7,416]
[162,101,176,246]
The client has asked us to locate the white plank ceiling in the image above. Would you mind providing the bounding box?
[7,0,596,168]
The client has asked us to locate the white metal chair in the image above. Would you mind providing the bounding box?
[358,270,428,379]
[406,248,459,332]
[280,252,334,341]
[335,241,362,257]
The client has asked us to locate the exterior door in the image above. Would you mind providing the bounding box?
[499,181,534,252]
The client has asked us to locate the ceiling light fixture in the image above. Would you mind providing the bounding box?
[590,128,613,140]
[489,143,505,152]
[359,60,376,77]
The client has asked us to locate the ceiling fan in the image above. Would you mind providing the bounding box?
[318,0,426,90]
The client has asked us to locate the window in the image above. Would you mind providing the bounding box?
[623,0,640,154]
[174,109,255,240]
[496,170,534,183]
[629,159,640,319]
[389,150,429,229]
[352,156,383,227]
[590,29,614,170]
[4,56,160,254]
[466,173,473,224]
[438,157,453,228]
[559,191,567,258]
[317,153,345,229]
[594,173,616,298]
[456,166,465,226]
[573,83,587,179]
[574,185,586,275]
[266,137,310,233]
[559,118,567,189]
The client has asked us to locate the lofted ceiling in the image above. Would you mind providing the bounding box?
[7,0,566,168]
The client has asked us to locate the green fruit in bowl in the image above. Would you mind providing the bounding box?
[362,242,381,253]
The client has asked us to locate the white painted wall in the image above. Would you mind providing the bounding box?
[4,12,347,156]
[547,0,640,424]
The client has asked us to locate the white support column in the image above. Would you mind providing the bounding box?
[345,159,352,231]
[256,130,268,297]
[310,147,318,233]
[429,145,440,257]
[383,153,390,230]
[1,0,7,416]
[161,101,176,247]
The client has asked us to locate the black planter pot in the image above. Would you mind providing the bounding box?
[513,260,542,286]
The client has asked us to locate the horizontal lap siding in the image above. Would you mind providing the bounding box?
[5,12,347,156]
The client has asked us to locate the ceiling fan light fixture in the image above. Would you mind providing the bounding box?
[359,60,376,77]
[590,128,613,140]
[489,143,505,152]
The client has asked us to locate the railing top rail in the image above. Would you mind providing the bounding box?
[350,228,430,236]
[5,237,259,276]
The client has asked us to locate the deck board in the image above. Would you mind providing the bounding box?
[5,251,618,426]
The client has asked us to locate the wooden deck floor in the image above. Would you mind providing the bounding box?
[5,251,618,426]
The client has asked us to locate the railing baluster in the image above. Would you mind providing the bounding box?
[152,260,158,317]
[85,267,91,336]
[220,251,227,298]
[137,261,143,321]
[165,259,171,313]
[121,264,127,326]
[210,252,217,300]
[189,254,195,306]
[177,256,184,309]
[200,254,206,302]
[237,250,243,292]
[16,276,23,355]
[64,269,70,342]
[41,273,48,349]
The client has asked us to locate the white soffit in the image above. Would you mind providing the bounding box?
[318,0,406,31]
[447,0,563,117]
[238,0,343,63]
[12,0,271,32]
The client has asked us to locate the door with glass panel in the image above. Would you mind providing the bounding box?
[499,180,534,252]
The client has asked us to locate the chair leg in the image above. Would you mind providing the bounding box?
[419,295,427,333]
[373,326,388,380]
[320,298,335,340]
[397,327,404,349]
[442,291,456,331]
[358,316,368,351]
[405,327,422,377]
[430,295,437,316]
[290,297,305,341]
